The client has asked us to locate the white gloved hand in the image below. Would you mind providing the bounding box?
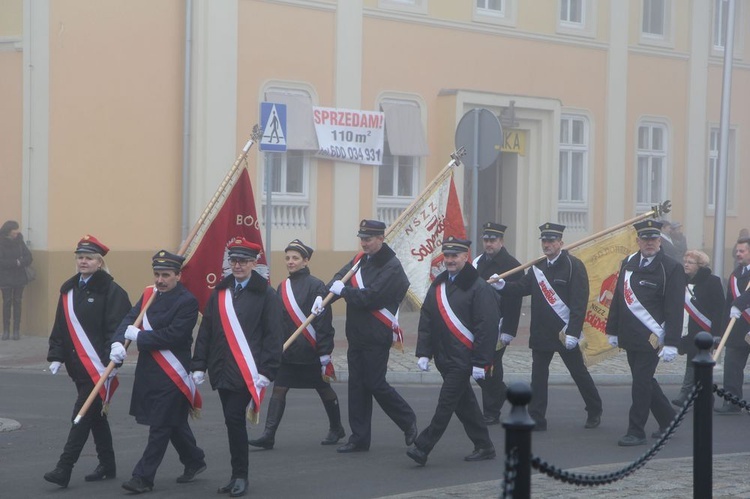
[311,296,325,316]
[659,345,678,363]
[256,374,271,390]
[417,357,429,371]
[329,280,345,296]
[500,333,514,346]
[108,367,118,379]
[124,325,140,342]
[607,335,618,348]
[109,342,127,363]
[472,366,486,380]
[730,306,742,319]
[565,335,579,350]
[319,355,331,366]
[192,371,205,385]
[490,275,505,291]
[49,361,62,375]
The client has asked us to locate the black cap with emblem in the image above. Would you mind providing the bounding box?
[633,220,663,239]
[151,250,185,271]
[357,219,386,238]
[539,222,565,240]
[442,236,471,254]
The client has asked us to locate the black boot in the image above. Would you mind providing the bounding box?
[1,329,8,340]
[248,397,285,449]
[44,467,71,487]
[320,397,345,445]
[12,327,19,340]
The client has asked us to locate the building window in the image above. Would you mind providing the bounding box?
[642,0,667,37]
[477,0,504,16]
[636,122,668,210]
[378,0,428,15]
[558,115,589,231]
[707,128,736,212]
[560,0,583,25]
[713,0,729,49]
[474,0,515,26]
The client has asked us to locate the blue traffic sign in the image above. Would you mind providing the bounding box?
[260,102,287,152]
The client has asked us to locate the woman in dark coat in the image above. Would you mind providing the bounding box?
[248,240,344,450]
[0,220,33,340]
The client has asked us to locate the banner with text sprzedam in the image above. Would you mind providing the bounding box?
[313,106,385,165]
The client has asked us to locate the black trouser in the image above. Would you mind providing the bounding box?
[56,379,115,471]
[346,346,416,449]
[723,344,750,402]
[625,349,676,438]
[132,421,204,486]
[529,346,603,427]
[1,286,23,332]
[414,368,493,454]
[218,388,252,479]
[476,347,507,418]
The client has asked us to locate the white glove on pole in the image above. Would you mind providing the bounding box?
[49,361,62,375]
[124,325,140,342]
[319,355,331,366]
[565,335,579,350]
[489,275,506,291]
[472,366,485,380]
[109,342,127,363]
[417,357,429,371]
[607,335,618,348]
[730,306,742,319]
[329,280,345,296]
[659,345,678,363]
[192,371,205,385]
[256,374,271,390]
[500,333,514,346]
[311,296,325,316]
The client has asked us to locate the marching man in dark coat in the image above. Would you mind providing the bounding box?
[44,235,130,488]
[407,237,499,466]
[192,237,283,498]
[494,223,602,431]
[113,250,206,493]
[471,222,523,425]
[606,220,685,445]
[328,219,418,453]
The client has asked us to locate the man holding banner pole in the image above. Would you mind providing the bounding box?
[191,237,283,497]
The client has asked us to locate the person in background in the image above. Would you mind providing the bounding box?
[670,223,687,260]
[0,220,33,340]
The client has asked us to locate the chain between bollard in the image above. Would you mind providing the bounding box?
[530,382,702,487]
[501,447,519,498]
[713,385,750,412]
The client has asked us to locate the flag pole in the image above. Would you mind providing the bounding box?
[713,280,750,361]
[490,200,672,282]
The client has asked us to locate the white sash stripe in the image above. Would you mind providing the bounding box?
[354,267,401,329]
[438,283,474,344]
[222,290,262,387]
[66,291,108,374]
[684,288,712,331]
[142,313,199,400]
[624,270,665,341]
[284,279,317,341]
[532,266,570,326]
[730,275,750,322]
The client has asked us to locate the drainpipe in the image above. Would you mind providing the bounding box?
[181,0,193,241]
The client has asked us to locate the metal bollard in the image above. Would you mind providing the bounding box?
[692,331,715,499]
[502,382,536,499]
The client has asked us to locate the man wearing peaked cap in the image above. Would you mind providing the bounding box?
[328,219,418,454]
[112,249,206,493]
[471,222,523,426]
[493,223,602,432]
[407,236,499,466]
[192,236,283,497]
[606,219,685,446]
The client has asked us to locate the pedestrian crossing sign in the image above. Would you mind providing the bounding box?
[260,102,287,152]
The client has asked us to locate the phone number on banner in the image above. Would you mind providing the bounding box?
[316,145,382,165]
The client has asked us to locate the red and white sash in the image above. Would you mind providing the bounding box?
[532,266,570,326]
[435,282,474,350]
[280,278,317,348]
[730,275,750,322]
[140,286,202,410]
[623,270,665,342]
[62,290,118,404]
[350,254,404,348]
[218,288,264,415]
[684,287,712,332]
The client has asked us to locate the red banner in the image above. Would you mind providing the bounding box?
[181,169,267,312]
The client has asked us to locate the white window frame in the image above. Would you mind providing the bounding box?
[710,0,745,58]
[378,0,428,15]
[635,121,669,212]
[640,0,674,48]
[558,115,589,206]
[473,0,516,27]
[706,127,736,214]
[556,0,597,38]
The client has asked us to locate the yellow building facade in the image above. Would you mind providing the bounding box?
[1,0,748,335]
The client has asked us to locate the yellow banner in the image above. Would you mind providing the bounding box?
[569,226,638,367]
[501,129,526,156]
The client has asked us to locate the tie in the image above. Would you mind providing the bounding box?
[640,258,648,268]
[78,280,86,289]
[234,283,243,299]
[743,267,748,277]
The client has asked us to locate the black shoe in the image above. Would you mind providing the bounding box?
[43,467,71,488]
[1,331,8,340]
[121,475,153,494]
[483,414,500,425]
[248,432,275,450]
[321,427,346,445]
[404,420,418,446]
[218,479,236,494]
[464,447,496,462]
[84,464,116,482]
[651,428,668,439]
[617,434,646,446]
[406,446,428,466]
[337,442,367,453]
[175,462,206,483]
[714,405,741,415]
[229,478,247,497]
[584,413,601,429]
